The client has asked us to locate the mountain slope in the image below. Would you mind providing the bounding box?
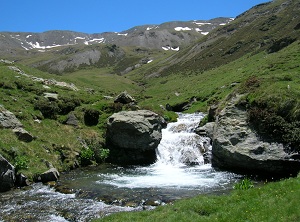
[139,0,300,77]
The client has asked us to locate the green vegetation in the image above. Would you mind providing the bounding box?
[97,175,300,221]
[233,178,254,190]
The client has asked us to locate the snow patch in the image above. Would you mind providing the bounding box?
[201,32,209,35]
[26,35,32,38]
[219,23,227,26]
[117,33,128,36]
[75,37,85,40]
[147,59,153,64]
[84,38,105,45]
[162,46,180,51]
[195,28,203,32]
[193,22,212,26]
[174,27,192,31]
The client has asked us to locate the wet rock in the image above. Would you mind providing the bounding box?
[15,173,30,187]
[212,94,300,177]
[0,154,16,192]
[106,110,166,165]
[13,127,34,142]
[39,168,60,182]
[195,122,215,139]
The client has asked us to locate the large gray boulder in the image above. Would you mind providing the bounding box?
[212,94,300,177]
[106,110,166,165]
[0,154,16,192]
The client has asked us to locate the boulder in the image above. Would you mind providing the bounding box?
[106,110,166,165]
[39,168,60,183]
[65,112,79,127]
[0,108,23,129]
[114,91,136,104]
[0,154,16,192]
[13,127,34,142]
[212,94,300,177]
[15,173,30,187]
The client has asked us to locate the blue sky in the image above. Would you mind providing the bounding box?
[1,0,270,33]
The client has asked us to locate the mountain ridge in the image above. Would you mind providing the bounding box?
[0,17,232,53]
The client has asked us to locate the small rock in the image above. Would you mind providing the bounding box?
[13,127,34,142]
[40,168,60,183]
[43,93,58,101]
[114,91,136,104]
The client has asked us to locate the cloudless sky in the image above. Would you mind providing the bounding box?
[1,0,270,33]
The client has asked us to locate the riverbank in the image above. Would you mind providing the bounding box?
[97,174,300,221]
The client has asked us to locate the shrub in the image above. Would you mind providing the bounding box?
[34,97,60,119]
[84,108,100,126]
[234,178,254,190]
[80,147,95,166]
[14,156,29,172]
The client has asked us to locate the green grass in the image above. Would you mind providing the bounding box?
[97,176,300,222]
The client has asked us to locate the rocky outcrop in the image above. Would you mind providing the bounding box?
[0,107,34,142]
[211,94,300,177]
[0,108,23,129]
[106,110,166,165]
[0,154,16,192]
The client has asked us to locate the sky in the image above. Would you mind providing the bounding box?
[1,0,270,34]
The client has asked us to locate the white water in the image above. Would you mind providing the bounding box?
[98,113,237,190]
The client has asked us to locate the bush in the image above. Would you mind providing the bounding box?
[34,97,60,119]
[80,147,95,166]
[84,108,100,126]
[14,156,29,172]
[234,178,254,190]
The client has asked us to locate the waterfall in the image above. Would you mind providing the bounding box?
[155,113,210,166]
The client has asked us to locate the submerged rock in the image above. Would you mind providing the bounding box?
[106,110,166,165]
[212,94,300,177]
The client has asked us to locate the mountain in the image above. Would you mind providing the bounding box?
[0,18,232,74]
[0,18,232,53]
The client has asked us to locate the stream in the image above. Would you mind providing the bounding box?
[0,113,241,221]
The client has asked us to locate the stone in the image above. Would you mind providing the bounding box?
[39,168,60,183]
[15,173,30,187]
[65,112,79,127]
[106,110,166,165]
[0,154,16,192]
[212,94,300,177]
[0,109,23,129]
[13,127,34,142]
[114,91,136,104]
[195,122,215,139]
[43,92,58,101]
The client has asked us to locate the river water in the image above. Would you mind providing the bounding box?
[0,113,241,221]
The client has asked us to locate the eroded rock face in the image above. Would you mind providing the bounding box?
[106,110,166,165]
[0,155,16,192]
[211,94,300,177]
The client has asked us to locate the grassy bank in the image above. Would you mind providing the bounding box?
[97,175,300,221]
